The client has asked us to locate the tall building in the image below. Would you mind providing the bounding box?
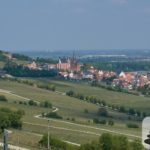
[57,54,81,72]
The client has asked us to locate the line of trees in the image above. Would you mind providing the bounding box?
[88,61,150,72]
[66,90,147,119]
[3,77,56,92]
[3,61,58,77]
[17,100,52,109]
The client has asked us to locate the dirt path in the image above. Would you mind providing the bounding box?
[34,115,141,139]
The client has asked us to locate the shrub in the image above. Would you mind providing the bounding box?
[126,123,139,128]
[40,101,52,108]
[84,109,89,113]
[98,107,108,117]
[28,100,37,106]
[93,118,99,124]
[0,95,7,102]
[45,112,62,119]
[99,120,107,125]
[108,120,114,126]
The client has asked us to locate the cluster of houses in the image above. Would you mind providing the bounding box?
[24,56,150,91]
[113,71,150,90]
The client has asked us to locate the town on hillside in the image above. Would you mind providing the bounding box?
[21,55,150,92]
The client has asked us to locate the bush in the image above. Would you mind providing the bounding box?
[40,101,52,108]
[39,134,67,149]
[126,123,139,128]
[99,120,107,125]
[98,107,108,117]
[71,118,75,122]
[45,112,62,119]
[93,118,106,125]
[0,95,7,102]
[84,109,89,113]
[108,120,114,126]
[93,118,99,124]
[0,108,23,132]
[28,100,37,106]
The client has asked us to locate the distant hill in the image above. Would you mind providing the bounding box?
[0,50,32,69]
[0,50,57,69]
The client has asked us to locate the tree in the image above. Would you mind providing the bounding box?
[98,107,108,117]
[0,95,8,102]
[108,120,114,126]
[130,140,144,150]
[100,133,112,150]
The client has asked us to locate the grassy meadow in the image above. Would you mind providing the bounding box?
[0,78,145,149]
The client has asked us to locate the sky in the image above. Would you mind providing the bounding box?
[0,0,150,51]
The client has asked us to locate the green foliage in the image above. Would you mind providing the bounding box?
[0,108,24,133]
[12,53,31,61]
[130,140,143,150]
[37,83,56,91]
[3,62,58,77]
[40,101,52,108]
[98,107,108,117]
[80,133,144,150]
[90,61,150,72]
[0,52,8,61]
[84,109,89,113]
[108,120,114,126]
[35,57,57,64]
[0,95,8,102]
[4,77,56,92]
[28,100,37,106]
[126,123,139,128]
[93,118,107,125]
[100,133,113,150]
[45,112,62,119]
[39,134,76,150]
[66,90,144,120]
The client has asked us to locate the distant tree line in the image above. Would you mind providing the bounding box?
[39,133,144,150]
[66,90,147,119]
[35,57,57,64]
[3,77,56,92]
[0,108,24,133]
[85,61,150,72]
[3,61,58,77]
[12,53,31,61]
[17,100,52,109]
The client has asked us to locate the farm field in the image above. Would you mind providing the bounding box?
[0,79,143,149]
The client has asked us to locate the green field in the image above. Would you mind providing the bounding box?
[38,78,150,113]
[0,78,144,149]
